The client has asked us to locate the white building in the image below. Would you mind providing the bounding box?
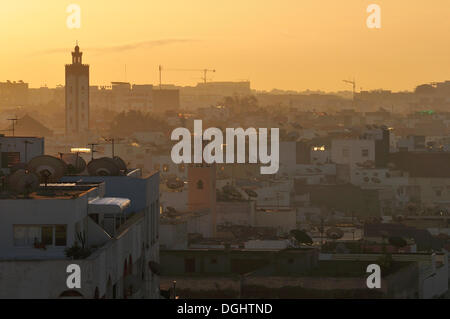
[0,171,160,299]
[331,139,375,168]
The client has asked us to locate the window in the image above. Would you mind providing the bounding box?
[1,152,20,168]
[362,149,369,157]
[55,225,67,246]
[14,225,40,246]
[13,225,67,247]
[184,258,196,273]
[42,226,53,245]
[197,180,204,190]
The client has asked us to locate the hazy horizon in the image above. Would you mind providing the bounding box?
[1,0,449,92]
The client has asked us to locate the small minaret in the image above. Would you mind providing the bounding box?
[65,43,90,137]
[71,43,83,64]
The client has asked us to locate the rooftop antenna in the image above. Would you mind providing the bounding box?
[159,65,162,89]
[202,69,216,84]
[87,143,99,161]
[102,137,124,158]
[7,117,18,136]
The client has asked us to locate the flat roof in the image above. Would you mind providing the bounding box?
[88,197,131,214]
[0,184,97,200]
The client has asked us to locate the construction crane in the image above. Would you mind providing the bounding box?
[158,65,216,88]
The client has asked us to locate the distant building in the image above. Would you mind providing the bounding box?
[65,45,89,136]
[2,115,53,138]
[0,80,28,107]
[153,89,180,112]
[130,84,153,110]
[194,81,251,97]
[331,139,375,168]
[188,164,217,236]
[111,82,131,111]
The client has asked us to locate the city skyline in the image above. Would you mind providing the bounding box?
[1,0,449,92]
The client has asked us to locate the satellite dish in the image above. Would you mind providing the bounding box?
[87,157,121,176]
[7,169,40,194]
[61,153,87,174]
[113,156,127,171]
[27,155,67,183]
[326,227,344,240]
[166,178,184,190]
[10,163,28,173]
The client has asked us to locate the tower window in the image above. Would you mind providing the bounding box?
[197,180,204,190]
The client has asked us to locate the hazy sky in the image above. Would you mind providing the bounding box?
[0,0,449,91]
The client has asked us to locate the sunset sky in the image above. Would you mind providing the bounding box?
[0,0,449,92]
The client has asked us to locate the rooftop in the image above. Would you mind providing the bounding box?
[0,183,98,200]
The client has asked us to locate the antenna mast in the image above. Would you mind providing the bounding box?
[7,118,18,136]
[87,143,99,161]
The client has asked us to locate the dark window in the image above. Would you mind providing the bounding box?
[55,225,67,246]
[184,258,196,273]
[112,284,117,299]
[197,180,204,190]
[1,152,20,168]
[41,226,53,245]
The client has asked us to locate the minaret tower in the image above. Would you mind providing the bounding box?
[65,43,89,137]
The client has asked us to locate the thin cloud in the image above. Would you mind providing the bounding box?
[38,39,196,55]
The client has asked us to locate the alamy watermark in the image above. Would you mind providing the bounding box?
[367,4,381,29]
[366,264,381,289]
[171,120,280,175]
[66,4,81,29]
[66,264,81,289]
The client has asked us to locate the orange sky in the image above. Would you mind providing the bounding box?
[0,0,449,92]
